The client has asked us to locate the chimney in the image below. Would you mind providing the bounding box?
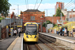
[65,9,67,11]
[71,9,73,12]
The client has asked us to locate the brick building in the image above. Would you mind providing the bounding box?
[45,16,66,24]
[55,2,64,13]
[20,9,45,32]
[62,9,75,18]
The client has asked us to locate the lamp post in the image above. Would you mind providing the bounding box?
[44,21,47,33]
[40,16,43,32]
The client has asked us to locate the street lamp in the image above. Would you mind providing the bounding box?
[40,16,43,32]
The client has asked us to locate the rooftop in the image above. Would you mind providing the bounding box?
[24,9,41,12]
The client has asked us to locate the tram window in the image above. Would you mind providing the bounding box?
[26,26,37,35]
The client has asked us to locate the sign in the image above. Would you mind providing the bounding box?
[47,24,53,29]
[17,25,22,27]
[6,26,8,28]
[28,25,36,26]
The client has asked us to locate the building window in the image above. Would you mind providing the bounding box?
[61,4,64,9]
[31,16,35,20]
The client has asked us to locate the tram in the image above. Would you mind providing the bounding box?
[23,22,39,42]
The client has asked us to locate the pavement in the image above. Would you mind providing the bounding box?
[0,35,18,50]
[39,32,75,43]
[0,33,23,50]
[7,34,23,50]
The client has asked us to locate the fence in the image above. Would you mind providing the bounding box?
[0,19,23,39]
[1,19,14,28]
[69,17,75,21]
[16,19,23,25]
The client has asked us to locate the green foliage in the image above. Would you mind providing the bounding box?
[55,7,64,17]
[0,17,4,22]
[42,20,58,27]
[42,20,52,27]
[53,15,55,17]
[42,22,46,27]
[0,0,11,17]
[53,24,57,27]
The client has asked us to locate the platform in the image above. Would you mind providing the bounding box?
[7,34,23,50]
[39,32,75,50]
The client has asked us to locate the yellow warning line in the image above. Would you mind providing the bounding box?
[7,37,19,50]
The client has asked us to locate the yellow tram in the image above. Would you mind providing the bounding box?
[23,22,39,42]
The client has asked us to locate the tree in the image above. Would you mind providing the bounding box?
[0,0,11,17]
[42,20,57,27]
[0,16,5,22]
[55,7,64,17]
[42,20,52,27]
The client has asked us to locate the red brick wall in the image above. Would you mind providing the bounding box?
[1,27,6,39]
[20,12,45,23]
[43,27,46,32]
[45,17,65,24]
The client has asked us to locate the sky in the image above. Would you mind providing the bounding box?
[9,0,75,16]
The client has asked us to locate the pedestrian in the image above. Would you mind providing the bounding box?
[54,29,56,34]
[14,29,17,36]
[64,28,67,36]
[60,28,62,36]
[71,30,73,37]
[62,28,65,36]
[18,28,21,37]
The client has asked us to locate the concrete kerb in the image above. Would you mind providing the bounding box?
[21,35,23,50]
[40,33,75,44]
[7,37,19,50]
[39,33,75,50]
[7,34,23,50]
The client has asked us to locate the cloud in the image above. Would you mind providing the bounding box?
[9,3,55,16]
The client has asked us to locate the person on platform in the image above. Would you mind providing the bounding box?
[62,28,65,36]
[64,28,67,36]
[60,28,62,36]
[14,29,17,36]
[71,30,73,37]
[18,28,21,37]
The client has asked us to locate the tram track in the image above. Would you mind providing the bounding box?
[23,42,42,50]
[23,34,73,50]
[39,34,73,50]
[39,35,64,50]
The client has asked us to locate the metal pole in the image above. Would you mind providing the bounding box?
[67,11,69,21]
[60,13,62,21]
[52,16,53,25]
[17,5,19,15]
[10,19,11,28]
[41,21,42,32]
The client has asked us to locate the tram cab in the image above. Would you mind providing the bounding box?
[23,22,39,42]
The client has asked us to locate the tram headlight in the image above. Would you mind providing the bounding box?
[34,36,37,38]
[26,36,29,38]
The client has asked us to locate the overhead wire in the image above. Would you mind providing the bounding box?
[25,0,27,10]
[65,2,73,9]
[74,0,75,9]
[64,0,72,8]
[34,0,38,9]
[37,0,43,9]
